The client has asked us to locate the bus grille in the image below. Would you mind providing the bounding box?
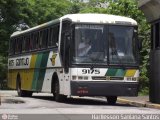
[92,76,124,80]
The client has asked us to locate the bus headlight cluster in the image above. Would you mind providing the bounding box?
[72,76,89,80]
[126,77,138,81]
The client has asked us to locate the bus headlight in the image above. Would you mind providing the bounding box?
[132,77,137,81]
[72,76,77,80]
[72,76,89,80]
[126,77,132,81]
[78,76,83,80]
[126,77,138,81]
[83,76,88,80]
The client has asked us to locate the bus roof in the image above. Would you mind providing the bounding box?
[11,14,137,38]
[61,13,137,25]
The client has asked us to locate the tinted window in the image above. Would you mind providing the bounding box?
[9,38,15,55]
[109,26,137,64]
[42,29,48,49]
[48,25,59,47]
[15,37,22,54]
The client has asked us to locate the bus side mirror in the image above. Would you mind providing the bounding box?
[64,33,70,73]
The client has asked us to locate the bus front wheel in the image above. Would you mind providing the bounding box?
[53,80,66,102]
[106,96,117,105]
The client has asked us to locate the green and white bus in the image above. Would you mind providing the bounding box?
[8,14,140,104]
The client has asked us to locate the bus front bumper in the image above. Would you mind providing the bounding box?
[71,81,139,96]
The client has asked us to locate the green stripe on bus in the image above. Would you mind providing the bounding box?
[115,69,125,77]
[105,68,117,76]
[32,53,43,90]
[37,51,50,91]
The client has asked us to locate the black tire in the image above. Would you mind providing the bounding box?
[17,76,32,97]
[53,80,66,102]
[106,96,117,105]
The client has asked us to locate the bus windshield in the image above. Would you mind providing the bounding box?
[72,24,138,66]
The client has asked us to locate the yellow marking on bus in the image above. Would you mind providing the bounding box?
[125,70,136,77]
[27,69,35,90]
[22,54,37,90]
[24,54,37,90]
[21,70,28,90]
[30,54,37,68]
[11,70,18,89]
[8,54,38,90]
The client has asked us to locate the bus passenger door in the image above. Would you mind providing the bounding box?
[61,31,71,95]
[60,21,71,95]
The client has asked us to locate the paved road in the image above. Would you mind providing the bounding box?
[0,91,160,120]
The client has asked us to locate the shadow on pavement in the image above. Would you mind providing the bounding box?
[31,95,135,107]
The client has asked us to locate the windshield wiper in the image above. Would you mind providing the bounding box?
[89,53,105,69]
[111,48,124,64]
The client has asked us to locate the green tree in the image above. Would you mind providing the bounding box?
[17,0,72,27]
[0,0,72,86]
[0,0,21,88]
[0,0,20,56]
[69,0,86,13]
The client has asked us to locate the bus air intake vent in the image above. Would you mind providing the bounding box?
[92,76,124,80]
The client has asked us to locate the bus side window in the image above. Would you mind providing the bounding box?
[48,27,53,47]
[35,32,39,50]
[48,28,52,47]
[32,32,39,50]
[19,37,22,54]
[26,35,30,52]
[48,25,59,48]
[9,38,15,55]
[39,31,43,49]
[15,38,17,53]
[15,38,20,54]
[54,25,59,47]
[22,35,29,52]
[22,36,25,52]
[28,35,31,51]
[42,29,48,49]
[31,33,35,50]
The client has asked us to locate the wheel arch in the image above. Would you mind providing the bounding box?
[51,72,59,93]
[16,72,21,89]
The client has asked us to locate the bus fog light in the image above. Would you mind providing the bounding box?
[106,76,110,80]
[84,76,88,80]
[72,76,77,80]
[132,77,137,81]
[127,77,132,81]
[78,76,83,80]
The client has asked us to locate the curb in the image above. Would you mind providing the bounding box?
[145,103,160,109]
[118,98,160,109]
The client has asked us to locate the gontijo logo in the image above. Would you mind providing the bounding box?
[50,53,57,66]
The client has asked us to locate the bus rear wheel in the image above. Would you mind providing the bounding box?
[17,77,32,97]
[53,80,66,102]
[106,96,117,105]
